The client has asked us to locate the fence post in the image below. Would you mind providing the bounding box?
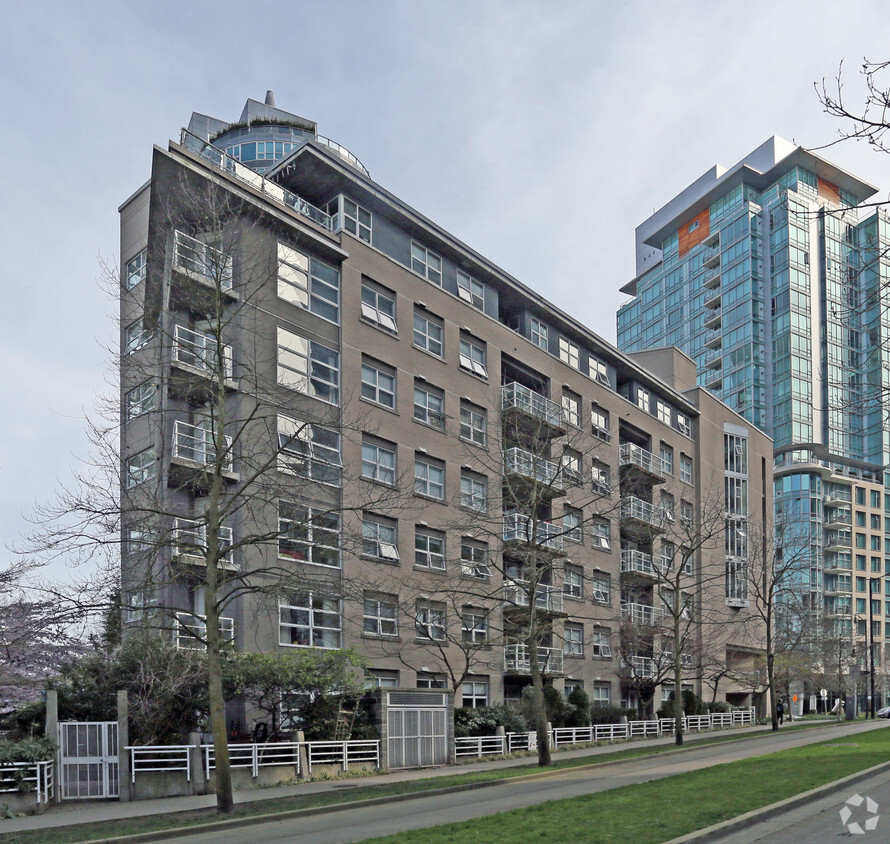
[44,690,60,804]
[117,690,130,802]
[189,732,204,793]
[496,726,505,756]
[296,730,309,779]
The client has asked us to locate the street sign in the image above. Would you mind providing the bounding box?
[821,688,828,698]
[792,694,798,702]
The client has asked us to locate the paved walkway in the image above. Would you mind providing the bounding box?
[0,720,840,836]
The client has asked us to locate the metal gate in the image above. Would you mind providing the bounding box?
[57,721,119,799]
[387,692,448,768]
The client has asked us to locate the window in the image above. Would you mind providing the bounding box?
[414,382,445,429]
[277,327,340,404]
[362,513,400,561]
[277,243,340,323]
[559,337,580,370]
[461,538,490,577]
[361,358,396,408]
[530,317,549,349]
[278,416,342,486]
[278,501,340,567]
[343,198,372,243]
[459,335,488,378]
[872,557,882,573]
[677,413,691,437]
[591,519,611,551]
[588,356,610,386]
[462,607,488,643]
[562,449,583,485]
[126,249,146,290]
[872,514,882,530]
[592,683,611,704]
[415,527,446,570]
[857,488,866,506]
[564,623,584,656]
[416,601,446,640]
[637,387,650,413]
[460,401,487,446]
[363,594,398,637]
[656,400,672,425]
[680,455,693,484]
[591,404,611,440]
[724,434,748,473]
[415,455,445,500]
[591,627,612,657]
[564,679,583,698]
[125,449,156,488]
[279,592,341,648]
[660,445,674,476]
[564,564,584,599]
[457,269,485,309]
[366,670,399,689]
[125,318,152,354]
[872,490,882,509]
[681,500,694,526]
[460,471,488,512]
[462,679,489,708]
[413,310,444,357]
[856,512,866,528]
[361,436,396,485]
[361,281,397,332]
[410,241,442,283]
[562,391,581,427]
[563,506,582,542]
[857,533,867,549]
[416,674,445,689]
[125,381,155,420]
[591,461,611,495]
[661,541,675,572]
[591,574,611,604]
[873,535,882,552]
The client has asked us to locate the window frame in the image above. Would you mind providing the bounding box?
[125,381,156,420]
[277,327,340,404]
[410,241,442,284]
[278,501,341,568]
[461,607,488,644]
[415,527,446,570]
[361,436,397,485]
[278,415,342,486]
[413,309,444,357]
[530,317,549,349]
[457,268,485,309]
[125,449,156,488]
[124,318,153,354]
[563,622,584,657]
[363,594,398,638]
[361,280,397,333]
[362,513,400,561]
[279,592,342,649]
[414,454,446,500]
[415,601,447,641]
[459,335,488,378]
[460,471,488,512]
[126,249,147,290]
[414,381,445,429]
[361,358,396,409]
[461,537,491,578]
[460,400,487,446]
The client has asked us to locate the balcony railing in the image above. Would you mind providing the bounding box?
[172,421,233,471]
[703,348,722,369]
[173,325,234,380]
[502,580,564,614]
[620,549,655,576]
[503,513,564,551]
[173,231,234,290]
[620,496,667,529]
[823,552,852,571]
[621,602,664,625]
[702,267,721,288]
[823,508,852,528]
[624,655,656,679]
[504,644,563,674]
[824,530,852,551]
[180,129,334,230]
[502,382,563,430]
[176,613,235,650]
[619,443,665,479]
[172,519,235,567]
[824,488,853,506]
[504,447,559,487]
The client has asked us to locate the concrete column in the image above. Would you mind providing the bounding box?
[189,731,205,794]
[44,690,60,804]
[117,690,130,802]
[296,730,309,779]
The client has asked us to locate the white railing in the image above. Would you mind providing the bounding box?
[504,644,564,674]
[503,513,564,551]
[455,735,508,758]
[128,746,191,782]
[172,420,234,470]
[0,761,54,803]
[172,518,235,567]
[625,655,657,679]
[175,613,235,650]
[621,496,667,528]
[504,447,559,486]
[621,602,664,625]
[173,230,234,290]
[502,382,563,429]
[173,325,233,380]
[502,580,564,614]
[306,740,380,774]
[199,740,379,778]
[620,549,655,576]
[619,443,665,477]
[180,129,334,229]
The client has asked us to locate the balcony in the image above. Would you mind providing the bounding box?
[623,655,656,680]
[502,382,565,439]
[621,602,664,625]
[703,289,722,310]
[620,549,656,577]
[169,420,239,490]
[661,650,694,668]
[703,348,722,369]
[703,267,721,289]
[824,531,852,552]
[823,580,851,597]
[823,552,852,572]
[175,613,235,650]
[703,331,722,350]
[504,644,564,675]
[502,580,566,616]
[503,513,565,553]
[170,325,237,398]
[503,448,564,498]
[620,496,667,534]
[171,231,236,306]
[171,519,237,569]
[824,489,853,507]
[823,508,852,529]
[705,370,723,390]
[703,308,722,331]
[702,245,721,268]
[619,443,666,484]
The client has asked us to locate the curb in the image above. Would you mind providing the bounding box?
[661,759,890,843]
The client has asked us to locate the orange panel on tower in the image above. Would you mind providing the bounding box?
[677,209,710,257]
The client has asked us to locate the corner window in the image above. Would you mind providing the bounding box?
[361,280,397,333]
[457,269,485,309]
[125,381,156,420]
[459,335,487,378]
[125,318,153,354]
[277,327,340,404]
[411,241,442,284]
[126,249,147,290]
[125,449,156,488]
[361,358,396,408]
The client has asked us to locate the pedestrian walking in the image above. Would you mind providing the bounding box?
[776,699,784,725]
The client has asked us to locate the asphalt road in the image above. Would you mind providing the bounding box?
[158,720,887,844]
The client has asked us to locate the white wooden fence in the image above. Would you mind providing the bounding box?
[0,760,54,804]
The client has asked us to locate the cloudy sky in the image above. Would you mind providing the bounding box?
[2,0,890,581]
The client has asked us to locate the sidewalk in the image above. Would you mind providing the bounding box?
[0,721,819,836]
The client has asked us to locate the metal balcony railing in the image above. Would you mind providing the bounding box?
[620,496,667,528]
[620,549,655,576]
[172,518,235,566]
[503,513,564,551]
[175,613,235,650]
[172,421,233,470]
[504,644,563,674]
[504,447,559,486]
[173,325,234,380]
[501,382,563,429]
[502,580,564,614]
[619,443,666,478]
[624,655,656,679]
[824,530,852,550]
[621,602,664,625]
[823,508,852,527]
[173,231,233,290]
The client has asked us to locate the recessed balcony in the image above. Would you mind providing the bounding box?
[824,531,852,552]
[503,512,565,554]
[170,325,238,398]
[503,448,564,499]
[170,231,237,309]
[620,496,667,534]
[704,332,722,350]
[702,267,721,289]
[703,348,722,370]
[171,519,237,569]
[823,508,852,530]
[502,382,565,439]
[619,443,666,485]
[703,309,722,331]
[702,245,721,268]
[169,420,239,491]
[703,289,722,310]
[621,602,664,625]
[824,489,853,507]
[620,549,656,577]
[504,644,564,675]
[502,580,566,616]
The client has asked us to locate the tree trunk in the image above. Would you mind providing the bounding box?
[528,633,551,766]
[205,608,234,813]
[673,605,684,746]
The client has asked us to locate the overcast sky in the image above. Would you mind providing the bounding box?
[3,0,890,582]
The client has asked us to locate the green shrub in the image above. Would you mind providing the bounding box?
[0,736,55,764]
[590,704,634,724]
[708,700,731,713]
[454,703,528,737]
[564,688,591,727]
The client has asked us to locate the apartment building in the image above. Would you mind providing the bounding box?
[119,95,770,721]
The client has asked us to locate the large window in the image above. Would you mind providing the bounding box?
[361,280,397,333]
[461,538,490,577]
[413,309,444,357]
[362,513,400,561]
[362,436,396,485]
[460,471,488,512]
[125,449,156,488]
[125,318,153,354]
[415,455,445,500]
[459,335,488,378]
[279,592,341,648]
[126,249,147,290]
[278,415,342,486]
[564,564,584,599]
[415,527,446,570]
[277,327,340,404]
[361,358,396,408]
[461,607,488,643]
[457,269,485,309]
[411,241,442,283]
[278,501,340,567]
[414,382,445,429]
[416,601,446,640]
[125,381,156,420]
[363,594,398,637]
[563,506,583,542]
[460,401,487,446]
[277,243,340,323]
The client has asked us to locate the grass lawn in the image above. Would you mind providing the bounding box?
[361,726,890,844]
[0,721,834,844]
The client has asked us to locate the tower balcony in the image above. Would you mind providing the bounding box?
[703,289,722,310]
[169,420,239,491]
[619,443,666,485]
[702,245,721,268]
[502,580,566,616]
[501,382,565,439]
[170,325,238,398]
[504,644,564,675]
[705,371,723,391]
[170,230,237,308]
[171,518,237,569]
[824,531,852,552]
[823,552,852,572]
[703,348,722,369]
[503,512,565,554]
[704,332,722,350]
[703,308,722,331]
[503,448,564,498]
[702,267,721,289]
[824,489,853,508]
[620,496,667,534]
